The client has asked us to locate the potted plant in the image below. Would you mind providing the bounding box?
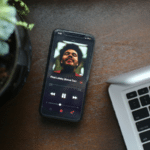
[0,0,34,107]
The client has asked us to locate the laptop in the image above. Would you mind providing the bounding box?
[107,65,150,150]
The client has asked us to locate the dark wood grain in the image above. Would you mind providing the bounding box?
[1,0,150,149]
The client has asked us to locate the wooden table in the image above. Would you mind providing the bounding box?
[1,0,150,149]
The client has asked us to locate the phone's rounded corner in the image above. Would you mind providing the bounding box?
[39,107,50,119]
[76,117,82,122]
[85,33,95,41]
[53,29,63,34]
[91,35,95,41]
[53,28,59,32]
[74,111,84,123]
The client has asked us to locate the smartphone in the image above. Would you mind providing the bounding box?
[39,29,95,122]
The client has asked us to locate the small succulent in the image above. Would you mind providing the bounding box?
[0,0,34,56]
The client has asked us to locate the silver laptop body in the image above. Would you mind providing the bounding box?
[107,66,150,150]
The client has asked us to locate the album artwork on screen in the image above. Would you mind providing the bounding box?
[47,40,89,89]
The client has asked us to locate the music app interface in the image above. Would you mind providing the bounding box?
[41,31,94,121]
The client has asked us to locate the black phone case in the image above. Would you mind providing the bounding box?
[39,29,95,122]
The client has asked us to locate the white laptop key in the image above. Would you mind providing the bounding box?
[107,66,150,150]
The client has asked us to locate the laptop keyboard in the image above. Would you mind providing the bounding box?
[126,87,150,150]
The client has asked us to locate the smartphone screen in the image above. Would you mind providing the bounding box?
[39,29,95,122]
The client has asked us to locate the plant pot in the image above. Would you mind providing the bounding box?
[0,18,32,107]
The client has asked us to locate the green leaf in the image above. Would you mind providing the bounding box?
[0,0,34,43]
[0,0,8,6]
[16,21,34,30]
[0,19,16,41]
[0,41,9,56]
[0,2,17,40]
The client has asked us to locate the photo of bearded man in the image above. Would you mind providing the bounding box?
[53,44,83,77]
